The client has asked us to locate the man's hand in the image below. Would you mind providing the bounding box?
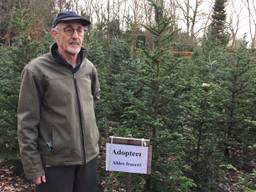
[32,175,46,185]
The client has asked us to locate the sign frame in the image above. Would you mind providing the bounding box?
[106,136,152,174]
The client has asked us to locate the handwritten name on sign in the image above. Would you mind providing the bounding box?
[106,143,151,174]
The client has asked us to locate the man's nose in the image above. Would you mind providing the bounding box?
[72,30,79,38]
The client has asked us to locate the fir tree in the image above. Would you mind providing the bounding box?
[207,0,229,46]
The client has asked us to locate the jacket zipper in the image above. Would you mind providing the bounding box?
[73,72,86,164]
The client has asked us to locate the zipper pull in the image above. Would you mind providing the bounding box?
[46,142,53,152]
[73,72,76,79]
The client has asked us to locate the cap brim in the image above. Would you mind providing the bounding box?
[57,17,91,26]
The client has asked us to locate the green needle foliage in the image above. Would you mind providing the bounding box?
[0,0,255,191]
[205,0,229,47]
[0,6,51,156]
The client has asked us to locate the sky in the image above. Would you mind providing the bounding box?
[80,0,255,43]
[176,0,255,42]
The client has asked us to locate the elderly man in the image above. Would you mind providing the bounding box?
[17,11,100,192]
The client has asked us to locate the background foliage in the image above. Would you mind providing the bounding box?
[0,0,255,191]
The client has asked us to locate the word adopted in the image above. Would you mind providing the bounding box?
[112,149,142,157]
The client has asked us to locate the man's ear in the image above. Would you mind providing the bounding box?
[50,28,59,41]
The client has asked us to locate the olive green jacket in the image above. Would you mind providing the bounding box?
[17,48,100,180]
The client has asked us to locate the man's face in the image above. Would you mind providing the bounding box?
[52,21,85,56]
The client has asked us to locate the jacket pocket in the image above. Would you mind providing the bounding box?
[52,128,70,154]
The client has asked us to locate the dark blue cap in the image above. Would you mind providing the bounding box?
[52,11,91,27]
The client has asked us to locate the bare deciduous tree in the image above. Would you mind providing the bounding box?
[227,1,243,48]
[175,0,205,38]
[242,0,256,47]
[89,0,106,28]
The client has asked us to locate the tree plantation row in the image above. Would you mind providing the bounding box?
[0,0,255,191]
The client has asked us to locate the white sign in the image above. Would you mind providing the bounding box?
[106,143,149,174]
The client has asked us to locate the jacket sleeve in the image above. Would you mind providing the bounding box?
[17,67,45,180]
[91,65,100,101]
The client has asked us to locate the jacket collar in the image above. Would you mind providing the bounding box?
[50,43,86,72]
